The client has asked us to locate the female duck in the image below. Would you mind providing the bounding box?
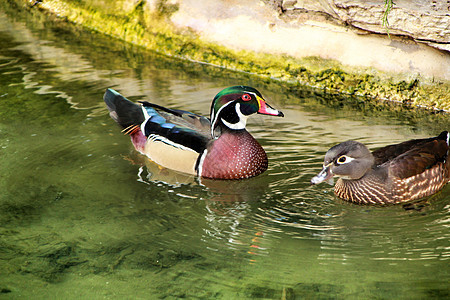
[311,132,450,205]
[104,86,284,179]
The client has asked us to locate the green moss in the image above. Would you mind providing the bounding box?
[15,0,450,111]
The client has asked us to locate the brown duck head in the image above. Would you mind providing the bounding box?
[311,141,375,185]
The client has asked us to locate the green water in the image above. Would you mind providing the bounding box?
[1,2,449,299]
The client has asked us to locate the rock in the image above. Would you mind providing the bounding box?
[276,0,450,51]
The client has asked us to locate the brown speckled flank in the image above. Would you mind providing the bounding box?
[334,162,449,204]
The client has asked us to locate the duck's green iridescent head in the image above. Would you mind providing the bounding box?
[210,86,284,137]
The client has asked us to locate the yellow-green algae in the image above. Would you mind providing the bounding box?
[15,0,450,111]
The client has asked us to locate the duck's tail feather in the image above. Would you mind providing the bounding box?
[104,88,145,131]
[437,131,449,145]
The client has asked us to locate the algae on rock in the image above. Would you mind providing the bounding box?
[17,0,450,111]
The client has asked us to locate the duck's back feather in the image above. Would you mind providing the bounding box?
[372,131,449,179]
[139,101,211,137]
[139,102,211,154]
[388,138,448,179]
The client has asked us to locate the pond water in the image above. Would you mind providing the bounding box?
[1,2,449,299]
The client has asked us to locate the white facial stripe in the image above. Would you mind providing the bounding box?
[210,105,215,125]
[210,100,235,137]
[221,103,248,130]
[221,117,247,130]
[244,91,258,98]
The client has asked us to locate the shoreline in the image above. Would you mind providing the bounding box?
[12,0,450,112]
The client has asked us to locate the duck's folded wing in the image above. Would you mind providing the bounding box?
[389,137,448,179]
[140,101,211,136]
[139,102,211,153]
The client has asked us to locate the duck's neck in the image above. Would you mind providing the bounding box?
[198,129,268,179]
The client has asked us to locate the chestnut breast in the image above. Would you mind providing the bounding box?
[200,130,268,179]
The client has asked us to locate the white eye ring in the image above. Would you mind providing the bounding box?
[336,155,354,165]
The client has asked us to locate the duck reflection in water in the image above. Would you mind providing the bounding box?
[124,151,271,262]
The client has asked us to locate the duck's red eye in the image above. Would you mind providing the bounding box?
[241,94,251,101]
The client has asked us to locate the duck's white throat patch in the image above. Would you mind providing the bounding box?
[221,103,248,130]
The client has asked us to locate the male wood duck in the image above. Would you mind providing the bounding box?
[104,86,284,179]
[311,131,450,205]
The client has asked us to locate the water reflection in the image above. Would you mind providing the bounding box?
[1,1,449,299]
